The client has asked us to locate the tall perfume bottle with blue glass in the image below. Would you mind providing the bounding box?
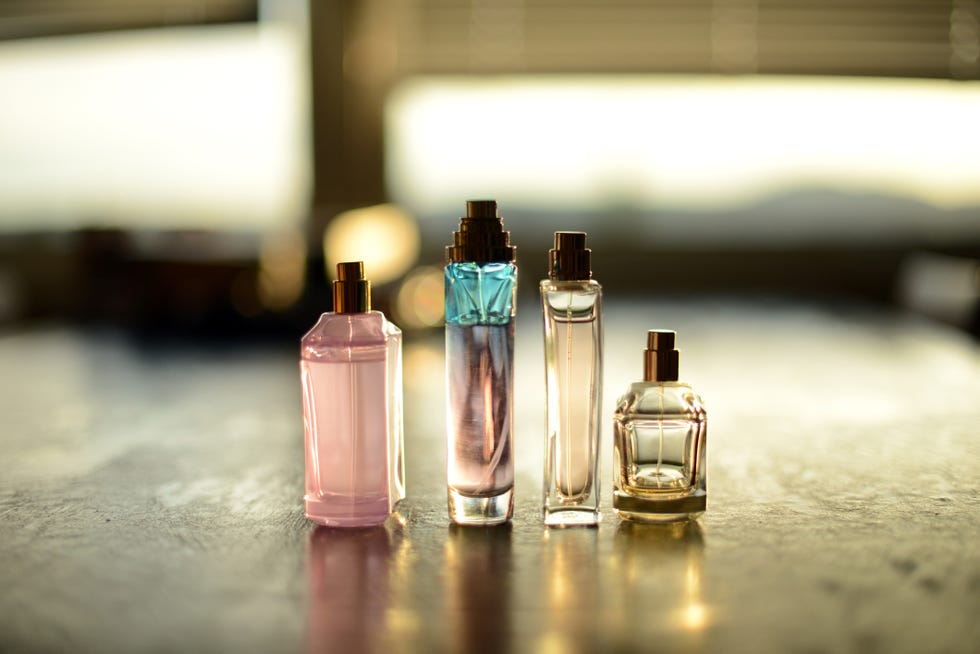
[444,200,518,525]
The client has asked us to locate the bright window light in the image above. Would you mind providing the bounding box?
[0,25,309,232]
[387,75,980,229]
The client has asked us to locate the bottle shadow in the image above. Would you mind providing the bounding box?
[612,521,708,645]
[444,524,513,654]
[305,524,401,654]
[537,527,602,652]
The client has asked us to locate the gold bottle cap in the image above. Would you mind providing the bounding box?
[333,261,371,313]
[644,330,679,382]
[548,231,592,281]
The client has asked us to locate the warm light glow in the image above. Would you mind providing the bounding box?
[324,204,420,285]
[403,342,444,382]
[535,631,572,654]
[683,602,708,631]
[683,551,707,631]
[258,229,306,311]
[388,75,980,213]
[395,266,445,328]
[686,557,701,589]
[385,526,420,644]
[548,539,572,608]
[0,25,309,231]
[384,608,420,637]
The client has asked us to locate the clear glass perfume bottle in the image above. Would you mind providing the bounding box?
[541,232,603,526]
[444,200,517,525]
[300,261,405,527]
[613,330,706,522]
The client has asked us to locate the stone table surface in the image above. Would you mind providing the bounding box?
[1,298,978,654]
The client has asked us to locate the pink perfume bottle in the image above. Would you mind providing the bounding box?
[301,261,405,527]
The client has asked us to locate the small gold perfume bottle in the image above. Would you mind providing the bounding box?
[612,330,707,522]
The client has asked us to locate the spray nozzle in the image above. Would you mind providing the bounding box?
[549,231,592,281]
[644,330,679,382]
[333,261,371,313]
[446,199,516,264]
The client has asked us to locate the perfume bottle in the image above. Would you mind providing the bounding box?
[613,330,707,522]
[444,200,517,525]
[300,261,405,527]
[541,232,603,526]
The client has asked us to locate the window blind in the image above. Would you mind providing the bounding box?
[0,0,258,39]
[395,0,979,79]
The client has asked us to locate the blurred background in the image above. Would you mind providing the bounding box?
[0,0,978,336]
[2,6,979,652]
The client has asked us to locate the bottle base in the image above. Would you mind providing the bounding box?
[448,487,513,525]
[544,507,600,527]
[614,510,703,524]
[612,489,705,523]
[305,495,390,528]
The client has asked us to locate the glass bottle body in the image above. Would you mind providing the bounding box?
[444,261,517,524]
[301,311,404,527]
[541,279,603,526]
[613,381,706,522]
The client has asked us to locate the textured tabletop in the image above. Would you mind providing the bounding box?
[2,298,979,653]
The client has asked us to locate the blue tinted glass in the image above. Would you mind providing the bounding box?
[444,262,517,326]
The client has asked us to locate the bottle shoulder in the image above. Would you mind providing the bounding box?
[540,280,602,319]
[383,319,402,338]
[445,261,517,278]
[539,279,602,293]
[614,381,706,419]
[444,261,517,326]
[301,311,397,360]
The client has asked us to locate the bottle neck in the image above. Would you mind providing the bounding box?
[644,349,678,382]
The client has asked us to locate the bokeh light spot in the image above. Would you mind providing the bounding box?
[324,204,420,285]
[395,265,445,328]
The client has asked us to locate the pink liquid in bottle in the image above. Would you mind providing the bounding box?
[301,262,404,527]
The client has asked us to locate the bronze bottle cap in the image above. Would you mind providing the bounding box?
[548,231,592,281]
[445,199,516,264]
[333,261,371,313]
[644,329,679,382]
